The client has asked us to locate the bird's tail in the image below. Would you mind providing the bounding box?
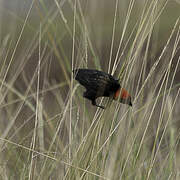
[73,69,89,86]
[72,69,79,79]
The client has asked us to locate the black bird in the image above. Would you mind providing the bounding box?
[73,69,132,109]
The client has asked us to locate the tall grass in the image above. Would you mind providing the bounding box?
[0,0,180,179]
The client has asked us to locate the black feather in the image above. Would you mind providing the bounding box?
[73,69,120,108]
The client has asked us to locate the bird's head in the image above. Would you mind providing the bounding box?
[113,88,132,106]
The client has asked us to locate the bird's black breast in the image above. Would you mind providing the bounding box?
[73,69,120,98]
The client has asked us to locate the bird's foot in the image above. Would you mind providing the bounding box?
[92,100,105,109]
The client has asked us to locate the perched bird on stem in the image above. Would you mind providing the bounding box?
[73,69,132,109]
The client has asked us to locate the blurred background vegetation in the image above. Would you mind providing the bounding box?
[0,0,180,179]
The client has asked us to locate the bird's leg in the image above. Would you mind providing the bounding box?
[83,91,105,109]
[92,100,105,109]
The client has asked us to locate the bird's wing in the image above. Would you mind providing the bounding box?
[73,69,120,97]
